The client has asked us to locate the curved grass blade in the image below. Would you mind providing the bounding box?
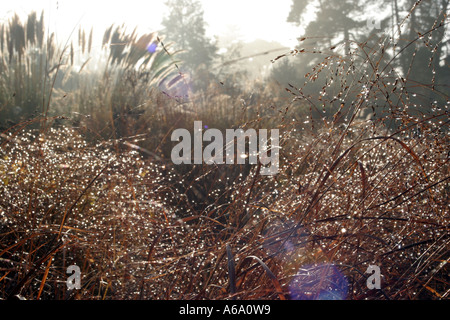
[244,255,286,300]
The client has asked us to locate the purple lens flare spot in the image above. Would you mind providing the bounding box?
[147,43,157,53]
[289,263,349,300]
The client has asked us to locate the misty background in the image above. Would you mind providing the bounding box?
[1,1,448,94]
[0,0,448,131]
[1,0,449,301]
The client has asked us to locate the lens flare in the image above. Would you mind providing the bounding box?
[147,42,157,53]
[160,69,193,98]
[289,263,348,300]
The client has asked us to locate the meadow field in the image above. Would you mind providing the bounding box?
[0,1,449,300]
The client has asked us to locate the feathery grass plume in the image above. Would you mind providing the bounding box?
[78,27,81,48]
[47,32,55,62]
[35,11,44,48]
[31,21,181,139]
[81,29,86,54]
[102,24,113,49]
[70,42,74,66]
[0,10,74,128]
[10,14,26,62]
[88,27,93,54]
[109,26,127,65]
[6,25,13,62]
[26,11,36,46]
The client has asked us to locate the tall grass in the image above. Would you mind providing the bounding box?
[0,3,449,300]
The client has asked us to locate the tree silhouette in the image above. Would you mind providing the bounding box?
[395,0,449,80]
[286,0,449,105]
[162,0,218,73]
[287,0,366,56]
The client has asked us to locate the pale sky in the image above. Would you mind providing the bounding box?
[0,0,302,48]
